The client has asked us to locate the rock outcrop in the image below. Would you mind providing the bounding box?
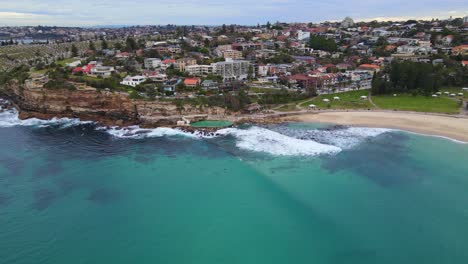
[1,81,227,127]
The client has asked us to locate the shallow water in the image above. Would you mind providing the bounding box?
[1,105,468,264]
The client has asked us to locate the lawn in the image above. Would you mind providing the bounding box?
[56,58,80,66]
[276,104,298,112]
[372,94,462,114]
[300,90,373,110]
[30,68,48,75]
[249,87,283,93]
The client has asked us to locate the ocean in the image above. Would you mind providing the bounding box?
[1,104,468,264]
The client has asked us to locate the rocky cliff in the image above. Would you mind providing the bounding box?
[0,82,227,127]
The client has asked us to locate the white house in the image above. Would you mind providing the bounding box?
[144,58,162,69]
[65,60,82,67]
[297,30,311,41]
[90,66,115,77]
[121,75,147,87]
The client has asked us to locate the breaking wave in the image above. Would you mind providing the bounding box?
[98,126,204,139]
[216,126,342,156]
[0,102,90,128]
[269,125,392,150]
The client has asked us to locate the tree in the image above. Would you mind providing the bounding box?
[372,61,441,95]
[309,36,337,52]
[247,65,254,80]
[101,38,108,50]
[174,99,185,114]
[266,21,271,29]
[71,44,79,57]
[114,42,123,51]
[89,41,96,51]
[125,37,138,52]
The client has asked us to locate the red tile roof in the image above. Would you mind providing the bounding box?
[184,78,200,86]
[162,59,175,64]
[72,64,94,73]
[358,64,380,70]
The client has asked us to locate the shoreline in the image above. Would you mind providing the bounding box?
[3,96,468,142]
[283,111,468,143]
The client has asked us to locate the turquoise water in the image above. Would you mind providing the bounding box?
[191,120,234,128]
[1,108,468,263]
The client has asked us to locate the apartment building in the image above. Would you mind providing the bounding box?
[185,64,214,76]
[213,59,250,81]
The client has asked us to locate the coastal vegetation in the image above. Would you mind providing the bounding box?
[372,61,441,96]
[0,65,30,85]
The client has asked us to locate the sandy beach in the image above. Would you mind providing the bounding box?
[287,111,468,143]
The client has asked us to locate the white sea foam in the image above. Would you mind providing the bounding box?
[216,126,342,156]
[101,125,202,139]
[0,106,90,128]
[397,130,468,144]
[270,126,392,150]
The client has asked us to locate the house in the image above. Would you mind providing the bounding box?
[357,64,380,73]
[161,59,176,70]
[72,64,94,74]
[221,50,243,59]
[441,35,454,46]
[65,60,82,67]
[175,58,197,71]
[90,66,115,77]
[163,78,182,93]
[462,61,468,67]
[232,42,263,51]
[201,80,219,90]
[336,63,350,71]
[144,71,168,82]
[296,30,310,40]
[257,65,269,77]
[288,74,318,89]
[115,52,130,59]
[144,58,162,69]
[121,75,147,87]
[452,45,468,56]
[292,56,316,64]
[216,44,234,56]
[184,77,201,88]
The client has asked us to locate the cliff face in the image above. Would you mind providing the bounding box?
[1,82,227,127]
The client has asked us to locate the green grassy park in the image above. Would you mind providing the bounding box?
[372,93,463,114]
[274,88,466,114]
[300,90,374,110]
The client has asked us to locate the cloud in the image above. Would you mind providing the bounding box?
[0,0,466,26]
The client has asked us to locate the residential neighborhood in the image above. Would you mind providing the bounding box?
[0,16,467,106]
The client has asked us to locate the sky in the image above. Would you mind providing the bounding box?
[0,0,467,26]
